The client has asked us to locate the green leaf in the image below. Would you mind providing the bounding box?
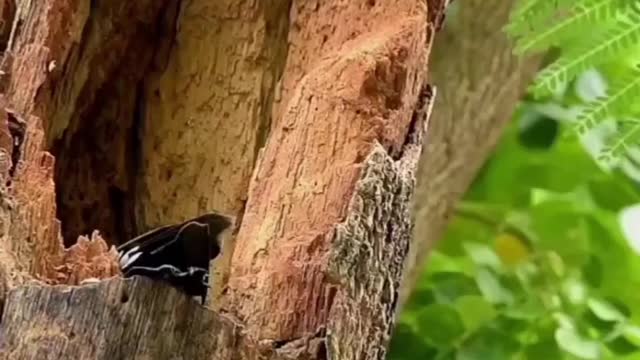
[494,232,532,266]
[587,176,640,212]
[425,251,474,274]
[415,304,466,347]
[475,267,514,305]
[573,66,640,135]
[524,336,564,360]
[606,334,640,356]
[531,204,591,266]
[513,0,624,54]
[555,327,602,359]
[553,312,576,331]
[531,9,640,98]
[471,122,602,207]
[455,295,497,332]
[547,250,566,277]
[429,272,479,303]
[502,298,546,321]
[455,327,521,360]
[587,298,627,322]
[403,287,436,313]
[530,186,596,211]
[562,277,587,305]
[437,216,497,257]
[622,324,640,347]
[601,119,640,161]
[387,323,439,360]
[582,255,603,288]
[463,242,502,270]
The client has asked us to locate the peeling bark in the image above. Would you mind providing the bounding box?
[325,86,434,359]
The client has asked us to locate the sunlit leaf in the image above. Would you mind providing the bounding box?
[553,312,576,331]
[463,242,502,270]
[587,298,627,322]
[562,277,587,305]
[620,204,640,255]
[622,324,640,346]
[475,268,514,305]
[555,327,602,359]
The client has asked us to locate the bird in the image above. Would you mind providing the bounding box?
[116,212,233,304]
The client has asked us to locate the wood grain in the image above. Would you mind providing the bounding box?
[223,1,436,345]
[0,277,246,360]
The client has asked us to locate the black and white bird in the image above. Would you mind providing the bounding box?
[116,212,233,304]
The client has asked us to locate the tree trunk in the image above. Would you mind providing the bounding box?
[399,0,543,309]
[0,0,448,359]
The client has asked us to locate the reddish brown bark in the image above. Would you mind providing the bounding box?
[223,0,432,341]
[0,0,446,359]
[0,0,122,289]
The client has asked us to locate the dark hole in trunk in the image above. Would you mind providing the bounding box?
[45,0,176,248]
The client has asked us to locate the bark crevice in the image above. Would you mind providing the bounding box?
[5,111,24,180]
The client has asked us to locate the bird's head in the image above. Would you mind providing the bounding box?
[194,212,235,256]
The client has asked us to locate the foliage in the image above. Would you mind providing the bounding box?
[505,0,640,162]
[390,111,640,359]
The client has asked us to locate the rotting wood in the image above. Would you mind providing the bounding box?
[0,0,139,284]
[0,84,434,360]
[0,0,449,359]
[0,277,251,360]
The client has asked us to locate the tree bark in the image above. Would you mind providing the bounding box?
[222,0,434,342]
[399,0,543,309]
[0,1,446,360]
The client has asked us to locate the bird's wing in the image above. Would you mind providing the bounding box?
[117,212,233,272]
[117,222,184,270]
[118,220,214,271]
[117,222,179,254]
